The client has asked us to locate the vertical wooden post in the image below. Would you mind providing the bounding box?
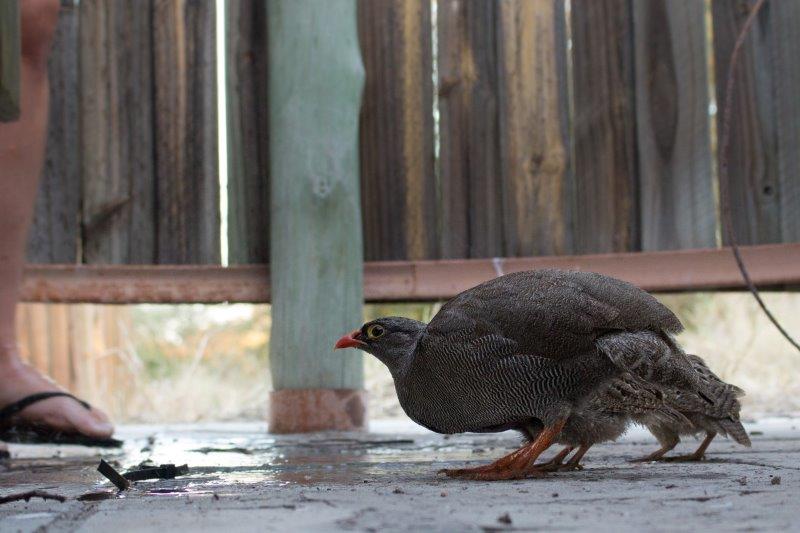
[80,0,157,264]
[153,0,220,264]
[357,0,437,262]
[226,0,270,264]
[571,0,639,254]
[27,4,80,263]
[497,0,573,257]
[712,1,800,245]
[0,0,20,121]
[267,0,366,433]
[437,0,504,259]
[633,0,715,251]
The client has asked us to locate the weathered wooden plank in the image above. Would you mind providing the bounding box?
[153,0,220,264]
[357,0,437,261]
[27,5,80,263]
[226,0,269,264]
[268,0,364,400]
[634,0,715,251]
[496,0,572,257]
[0,0,20,121]
[80,0,157,264]
[437,0,504,259]
[769,2,800,244]
[571,0,638,253]
[46,304,71,386]
[712,0,780,245]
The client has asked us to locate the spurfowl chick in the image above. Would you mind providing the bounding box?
[632,353,750,462]
[335,269,685,480]
[534,374,689,471]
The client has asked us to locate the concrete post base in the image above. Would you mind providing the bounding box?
[268,389,367,433]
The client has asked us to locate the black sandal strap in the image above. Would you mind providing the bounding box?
[0,392,91,422]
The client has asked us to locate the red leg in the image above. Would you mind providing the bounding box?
[561,443,591,471]
[536,445,574,472]
[439,420,566,481]
[630,442,679,463]
[662,433,716,462]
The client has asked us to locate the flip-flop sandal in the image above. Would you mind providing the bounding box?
[0,392,123,447]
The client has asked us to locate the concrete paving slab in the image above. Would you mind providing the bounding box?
[0,419,797,532]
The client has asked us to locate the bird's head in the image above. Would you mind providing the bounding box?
[334,316,425,372]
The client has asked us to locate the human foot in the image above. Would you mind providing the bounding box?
[0,347,114,439]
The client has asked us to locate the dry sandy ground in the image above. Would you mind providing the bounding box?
[0,420,797,532]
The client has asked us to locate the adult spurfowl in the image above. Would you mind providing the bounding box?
[334,269,683,480]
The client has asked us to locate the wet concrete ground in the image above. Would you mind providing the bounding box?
[0,419,797,532]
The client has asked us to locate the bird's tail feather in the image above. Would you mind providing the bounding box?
[718,418,752,447]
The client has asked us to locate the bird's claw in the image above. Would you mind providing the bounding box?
[437,466,547,481]
[660,454,706,463]
[536,461,583,472]
[630,454,704,463]
[629,455,664,463]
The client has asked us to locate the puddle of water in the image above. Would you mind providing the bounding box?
[2,426,518,493]
[8,512,56,520]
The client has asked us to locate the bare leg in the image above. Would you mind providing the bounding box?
[630,440,679,462]
[536,445,574,471]
[0,0,112,438]
[439,420,566,481]
[662,432,716,462]
[540,443,592,472]
[562,443,591,471]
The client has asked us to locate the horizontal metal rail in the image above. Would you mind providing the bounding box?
[20,243,800,304]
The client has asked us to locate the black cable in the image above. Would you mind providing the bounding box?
[717,0,800,353]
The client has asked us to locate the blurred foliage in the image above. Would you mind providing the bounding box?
[130,304,269,380]
[74,292,800,422]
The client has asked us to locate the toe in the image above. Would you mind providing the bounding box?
[63,402,114,438]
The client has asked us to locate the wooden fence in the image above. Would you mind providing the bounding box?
[25,0,800,267]
[28,1,219,265]
[15,304,134,416]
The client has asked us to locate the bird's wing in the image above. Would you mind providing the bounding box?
[596,373,690,426]
[665,354,745,419]
[687,354,746,398]
[425,269,682,360]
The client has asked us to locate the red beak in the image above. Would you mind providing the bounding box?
[334,329,366,350]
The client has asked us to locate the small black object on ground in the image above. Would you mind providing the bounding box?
[0,490,67,505]
[124,463,189,481]
[97,459,131,490]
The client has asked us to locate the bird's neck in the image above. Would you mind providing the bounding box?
[385,332,424,383]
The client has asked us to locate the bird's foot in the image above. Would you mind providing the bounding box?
[438,464,547,481]
[630,455,664,463]
[552,462,584,472]
[659,453,706,463]
[535,446,575,472]
[440,420,567,481]
[630,450,705,463]
[535,459,583,472]
[629,448,671,463]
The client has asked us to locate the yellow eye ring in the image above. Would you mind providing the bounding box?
[366,324,385,339]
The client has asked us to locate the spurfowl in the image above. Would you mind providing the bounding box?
[631,353,750,462]
[532,343,749,469]
[535,372,689,471]
[335,269,684,480]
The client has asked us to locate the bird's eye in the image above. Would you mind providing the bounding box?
[366,324,385,339]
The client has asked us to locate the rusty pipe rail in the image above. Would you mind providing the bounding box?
[20,243,800,304]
